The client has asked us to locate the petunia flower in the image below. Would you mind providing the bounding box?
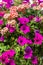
[6,49,16,58]
[34,16,41,22]
[0,20,3,25]
[18,17,29,24]
[27,38,32,44]
[0,36,4,42]
[38,0,43,4]
[24,46,33,59]
[34,32,43,45]
[17,36,27,46]
[0,49,16,64]
[20,25,30,34]
[2,0,14,8]
[6,59,16,65]
[23,0,29,2]
[0,52,9,64]
[28,15,34,21]
[31,56,38,65]
[6,24,15,33]
[0,11,5,17]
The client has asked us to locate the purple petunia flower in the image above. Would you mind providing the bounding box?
[17,36,27,46]
[0,36,4,42]
[34,32,43,45]
[24,46,33,59]
[6,24,15,33]
[31,56,38,65]
[18,17,29,24]
[2,0,14,8]
[6,59,16,65]
[0,20,3,25]
[20,25,30,34]
[34,30,40,33]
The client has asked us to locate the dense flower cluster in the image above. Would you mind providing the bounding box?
[0,0,43,65]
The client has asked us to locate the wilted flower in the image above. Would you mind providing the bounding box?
[24,46,33,59]
[7,20,16,26]
[1,27,8,35]
[10,11,18,19]
[20,25,30,34]
[17,3,31,12]
[3,13,10,19]
[33,5,41,10]
[10,6,17,13]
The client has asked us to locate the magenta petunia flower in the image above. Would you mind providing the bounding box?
[9,26,15,33]
[34,32,43,45]
[18,17,29,24]
[31,56,38,65]
[0,3,3,8]
[0,52,9,64]
[20,25,30,34]
[27,38,32,44]
[17,36,27,46]
[38,0,43,3]
[24,46,33,59]
[0,20,3,25]
[0,36,4,42]
[6,24,15,33]
[6,59,16,65]
[2,0,14,8]
[0,11,5,17]
[28,15,34,21]
[0,49,16,64]
[6,49,16,58]
[23,0,29,2]
[31,4,36,7]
